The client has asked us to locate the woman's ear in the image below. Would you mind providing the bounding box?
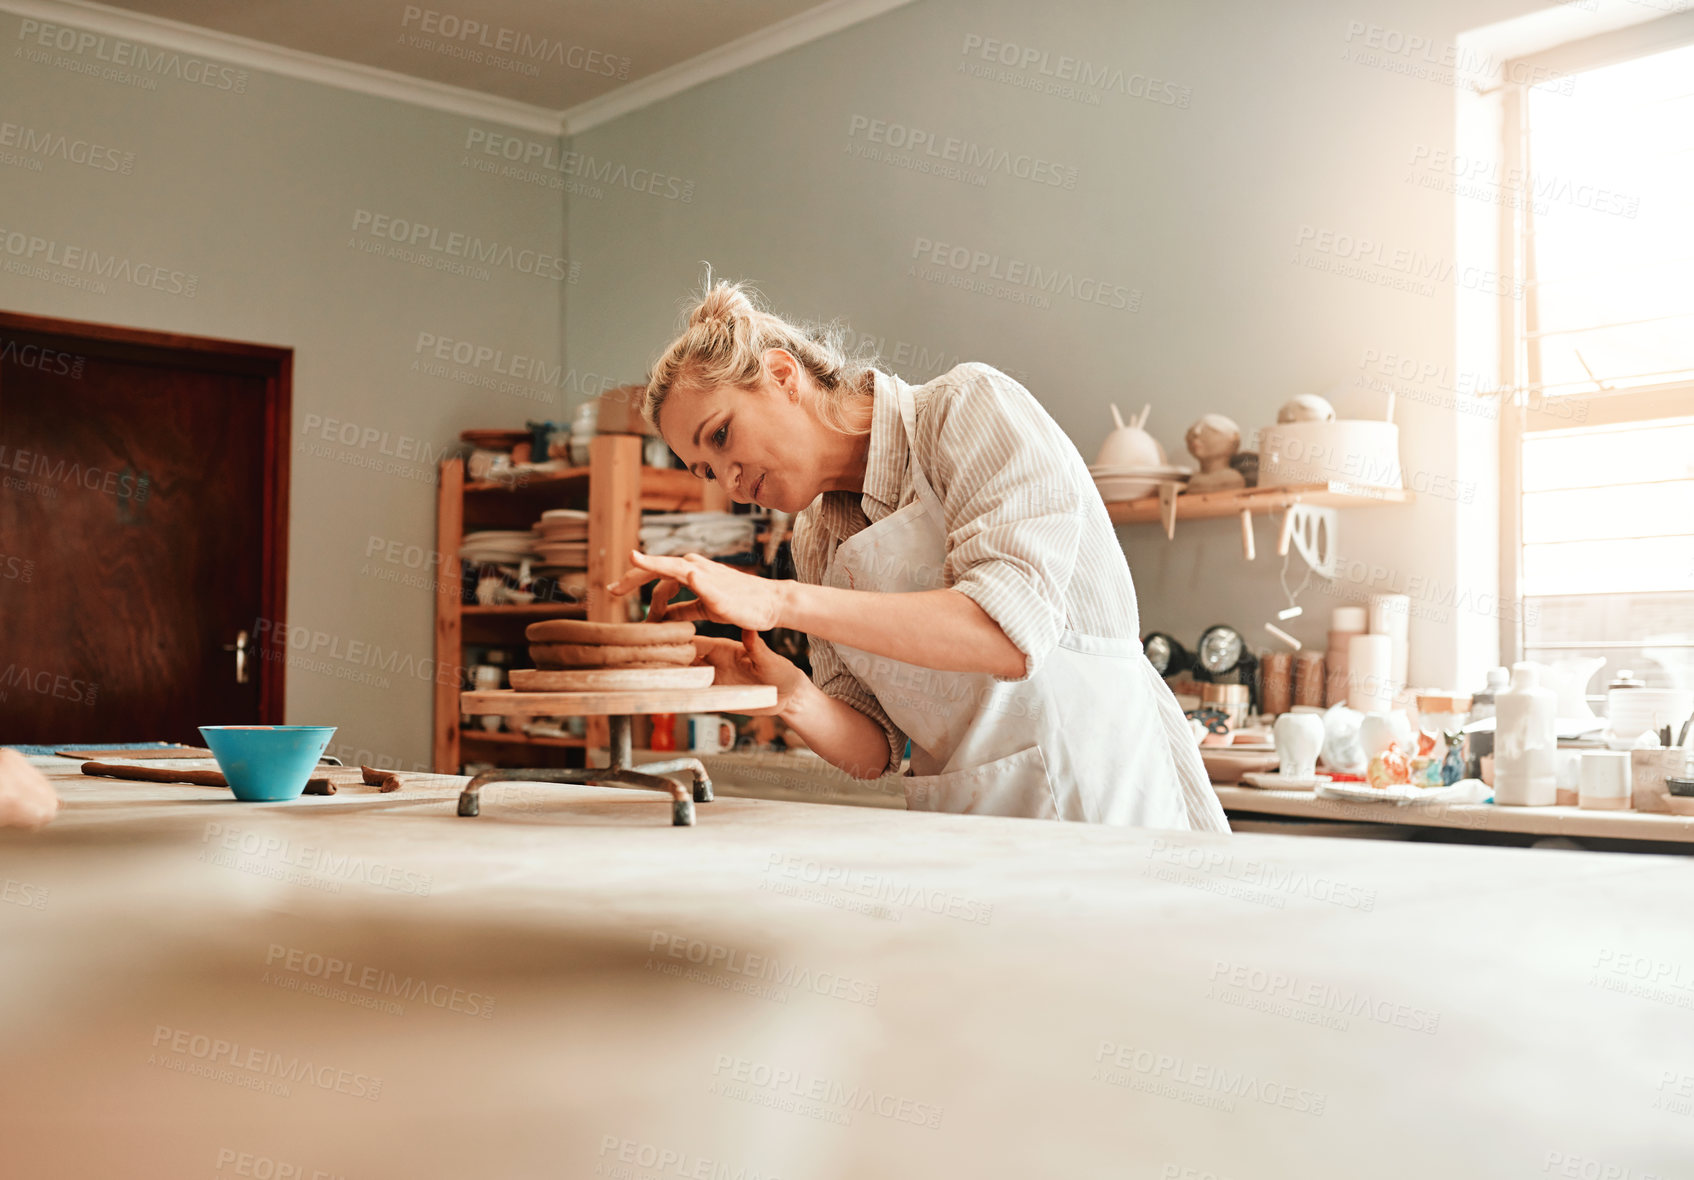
[763,348,799,399]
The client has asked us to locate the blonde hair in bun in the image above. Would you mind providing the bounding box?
[644,273,876,436]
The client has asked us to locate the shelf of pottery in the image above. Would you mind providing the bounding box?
[433,408,736,774]
[1091,394,1412,561]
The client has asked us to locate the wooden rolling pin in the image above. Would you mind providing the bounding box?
[80,762,336,794]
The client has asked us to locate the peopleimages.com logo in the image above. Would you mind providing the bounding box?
[910,235,1140,311]
[15,18,248,92]
[349,209,576,282]
[399,7,629,77]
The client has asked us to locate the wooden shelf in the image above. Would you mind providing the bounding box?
[464,463,701,508]
[638,466,705,512]
[1106,481,1412,526]
[460,730,587,749]
[438,441,734,773]
[461,603,587,619]
[463,465,590,493]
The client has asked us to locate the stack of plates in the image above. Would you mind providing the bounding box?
[1088,463,1191,502]
[539,508,588,532]
[535,543,588,569]
[535,509,589,570]
[460,529,539,566]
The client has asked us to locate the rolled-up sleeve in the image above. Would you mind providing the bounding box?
[923,364,1086,683]
[790,517,908,777]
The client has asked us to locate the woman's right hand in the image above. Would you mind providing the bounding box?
[692,630,805,716]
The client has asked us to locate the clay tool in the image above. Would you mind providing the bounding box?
[81,761,334,794]
[360,765,402,792]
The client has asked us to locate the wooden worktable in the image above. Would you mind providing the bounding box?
[1216,785,1694,847]
[2,757,1690,1178]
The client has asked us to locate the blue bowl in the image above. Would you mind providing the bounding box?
[199,725,337,802]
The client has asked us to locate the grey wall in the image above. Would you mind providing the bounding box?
[563,0,1558,693]
[2,0,1592,766]
[0,12,567,768]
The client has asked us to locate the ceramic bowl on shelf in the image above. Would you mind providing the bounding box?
[1607,689,1693,745]
[1257,420,1402,490]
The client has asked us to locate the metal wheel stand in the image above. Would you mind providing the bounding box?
[455,714,713,826]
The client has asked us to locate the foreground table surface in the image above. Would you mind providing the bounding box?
[3,758,1691,1179]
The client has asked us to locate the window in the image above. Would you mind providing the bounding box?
[1503,30,1694,707]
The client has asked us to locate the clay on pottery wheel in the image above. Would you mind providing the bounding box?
[529,641,697,668]
[525,619,696,645]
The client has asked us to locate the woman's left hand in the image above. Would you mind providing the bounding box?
[606,551,789,630]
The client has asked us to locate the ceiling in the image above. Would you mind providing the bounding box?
[95,0,848,111]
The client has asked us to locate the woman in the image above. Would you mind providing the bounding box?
[608,281,1227,832]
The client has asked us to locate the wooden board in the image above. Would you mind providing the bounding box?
[1199,747,1280,782]
[509,667,714,692]
[55,747,213,760]
[461,685,776,716]
[1106,481,1412,525]
[433,455,465,773]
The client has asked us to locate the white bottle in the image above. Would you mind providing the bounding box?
[1494,662,1557,806]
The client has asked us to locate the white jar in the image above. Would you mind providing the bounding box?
[569,402,598,466]
[1578,751,1632,810]
[1494,662,1557,806]
[1273,712,1325,778]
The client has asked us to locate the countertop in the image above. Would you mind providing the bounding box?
[1215,784,1694,845]
[2,756,1691,1179]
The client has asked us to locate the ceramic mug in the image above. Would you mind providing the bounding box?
[1274,713,1325,779]
[1579,751,1632,810]
[686,714,735,754]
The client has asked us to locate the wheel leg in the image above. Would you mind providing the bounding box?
[608,714,633,770]
[457,769,502,818]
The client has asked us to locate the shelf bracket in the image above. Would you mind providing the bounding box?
[1158,483,1179,540]
[1281,501,1339,579]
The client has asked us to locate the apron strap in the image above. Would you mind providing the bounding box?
[889,373,946,525]
[1141,655,1231,833]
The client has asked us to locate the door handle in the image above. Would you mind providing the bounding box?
[222,629,250,684]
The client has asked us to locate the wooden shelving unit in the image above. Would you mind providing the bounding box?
[433,435,728,772]
[459,730,587,750]
[1105,481,1412,527]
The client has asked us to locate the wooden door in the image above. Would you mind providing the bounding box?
[0,312,289,745]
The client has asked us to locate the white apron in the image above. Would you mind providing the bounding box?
[823,381,1230,832]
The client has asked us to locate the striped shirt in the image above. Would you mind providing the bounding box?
[792,362,1143,775]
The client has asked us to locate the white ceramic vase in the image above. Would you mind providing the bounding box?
[1494,662,1557,806]
[1274,713,1326,778]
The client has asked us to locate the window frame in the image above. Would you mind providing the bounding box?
[1497,12,1694,665]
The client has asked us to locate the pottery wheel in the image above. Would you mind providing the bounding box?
[509,666,715,692]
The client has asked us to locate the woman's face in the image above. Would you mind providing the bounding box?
[656,351,832,514]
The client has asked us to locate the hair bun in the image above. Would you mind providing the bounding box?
[688,280,754,329]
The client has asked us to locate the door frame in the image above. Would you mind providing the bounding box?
[0,310,292,721]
